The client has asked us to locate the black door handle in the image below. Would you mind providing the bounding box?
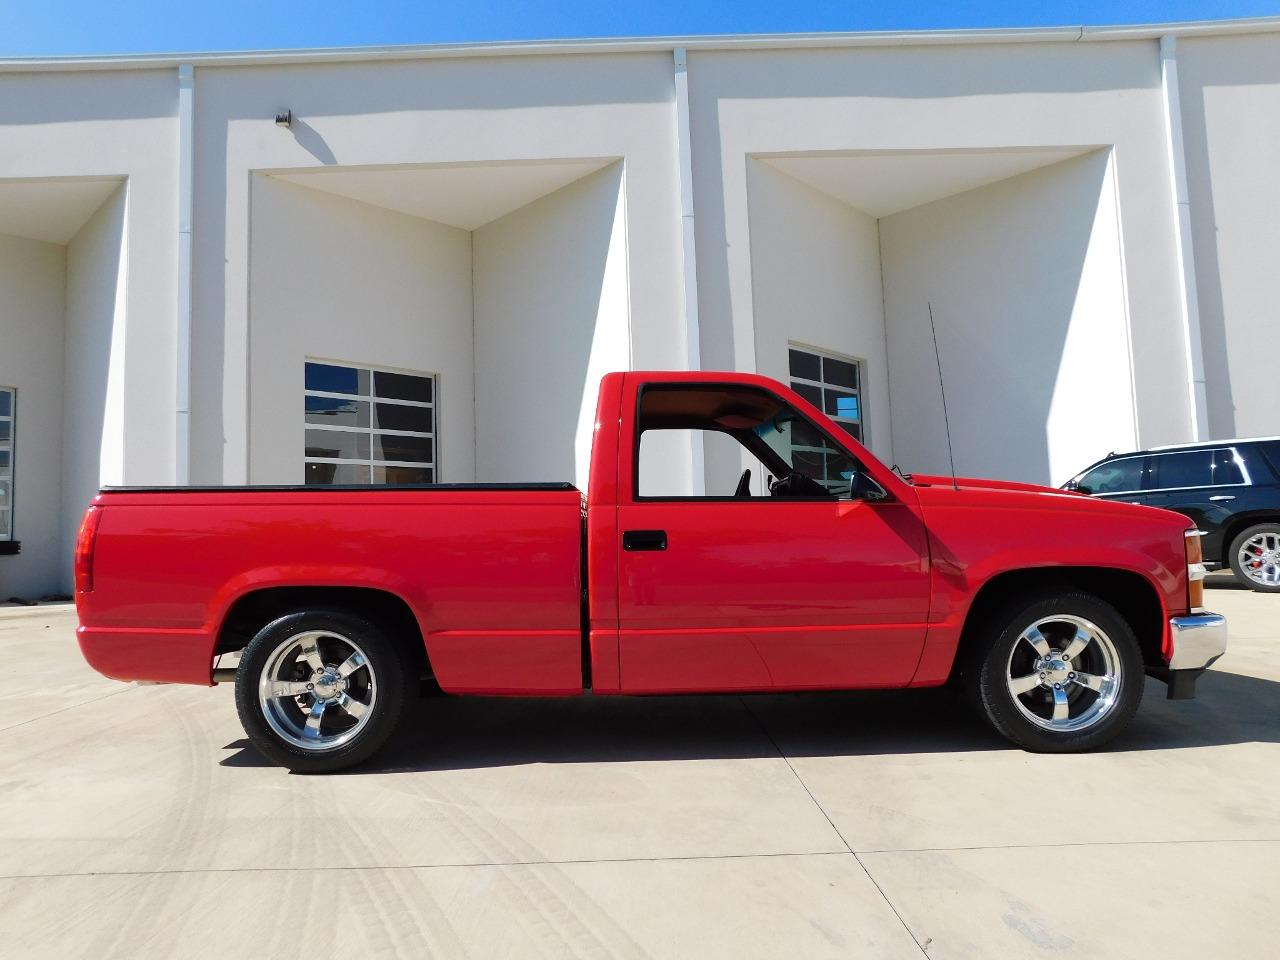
[623,529,667,551]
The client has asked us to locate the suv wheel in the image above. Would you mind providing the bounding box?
[1228,523,1280,592]
[234,610,411,772]
[966,592,1144,752]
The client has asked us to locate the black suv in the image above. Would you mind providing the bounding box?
[1064,438,1280,592]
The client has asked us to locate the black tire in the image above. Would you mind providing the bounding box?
[1227,523,1280,593]
[234,610,411,773]
[965,592,1144,753]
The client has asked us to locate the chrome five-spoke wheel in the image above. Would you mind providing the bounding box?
[1237,530,1280,588]
[967,592,1142,752]
[258,629,377,752]
[1005,614,1121,733]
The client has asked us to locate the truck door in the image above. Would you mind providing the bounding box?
[613,380,931,694]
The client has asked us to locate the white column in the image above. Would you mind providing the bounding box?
[1159,35,1209,441]
[673,47,705,493]
[175,64,194,483]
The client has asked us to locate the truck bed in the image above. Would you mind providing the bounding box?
[76,484,586,693]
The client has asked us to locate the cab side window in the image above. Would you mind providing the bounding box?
[635,384,861,500]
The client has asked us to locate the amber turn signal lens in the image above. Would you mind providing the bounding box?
[1185,531,1203,565]
[1188,579,1204,610]
[1185,529,1205,609]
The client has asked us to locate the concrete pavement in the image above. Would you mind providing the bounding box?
[0,576,1275,958]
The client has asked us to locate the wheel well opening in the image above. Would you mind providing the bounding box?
[216,587,429,678]
[949,567,1165,681]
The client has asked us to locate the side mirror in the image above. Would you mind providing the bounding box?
[849,470,889,502]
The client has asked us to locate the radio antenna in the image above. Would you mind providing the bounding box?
[927,302,959,491]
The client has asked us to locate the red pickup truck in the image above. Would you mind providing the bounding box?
[75,371,1226,771]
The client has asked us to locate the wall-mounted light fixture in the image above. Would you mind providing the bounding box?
[274,109,292,128]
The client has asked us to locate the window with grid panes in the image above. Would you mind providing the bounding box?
[303,362,437,485]
[787,346,866,444]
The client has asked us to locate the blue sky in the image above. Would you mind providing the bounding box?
[3,2,1279,56]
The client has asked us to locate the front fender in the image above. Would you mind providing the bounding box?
[908,490,1188,686]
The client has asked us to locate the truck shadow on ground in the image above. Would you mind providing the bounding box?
[221,667,1280,773]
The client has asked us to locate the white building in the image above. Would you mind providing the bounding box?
[2,17,1278,597]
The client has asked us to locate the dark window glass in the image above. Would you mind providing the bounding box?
[372,433,433,464]
[790,382,822,408]
[1254,441,1280,479]
[304,429,369,461]
[788,349,821,381]
[822,357,859,390]
[839,422,863,443]
[305,362,368,396]
[305,462,370,485]
[374,371,433,404]
[374,465,434,484]
[1211,448,1245,486]
[1079,457,1145,495]
[371,402,432,433]
[0,451,8,469]
[0,391,10,417]
[0,421,9,442]
[791,418,831,450]
[792,448,827,479]
[1152,451,1214,489]
[304,395,369,428]
[824,389,859,421]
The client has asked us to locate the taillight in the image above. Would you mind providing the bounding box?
[1185,528,1205,610]
[75,506,103,594]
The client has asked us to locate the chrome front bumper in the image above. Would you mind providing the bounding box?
[1168,612,1228,671]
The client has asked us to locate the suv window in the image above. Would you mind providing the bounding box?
[1254,441,1280,480]
[1078,457,1145,495]
[1210,448,1245,486]
[1151,450,1213,489]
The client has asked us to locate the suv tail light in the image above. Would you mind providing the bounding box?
[1185,529,1205,610]
[75,506,103,594]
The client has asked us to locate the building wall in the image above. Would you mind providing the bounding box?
[193,53,687,488]
[1177,34,1280,440]
[879,151,1137,485]
[744,160,893,465]
[0,70,177,487]
[473,162,631,489]
[1,26,1279,593]
[0,234,65,598]
[247,176,474,484]
[63,185,130,579]
[687,40,1192,454]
